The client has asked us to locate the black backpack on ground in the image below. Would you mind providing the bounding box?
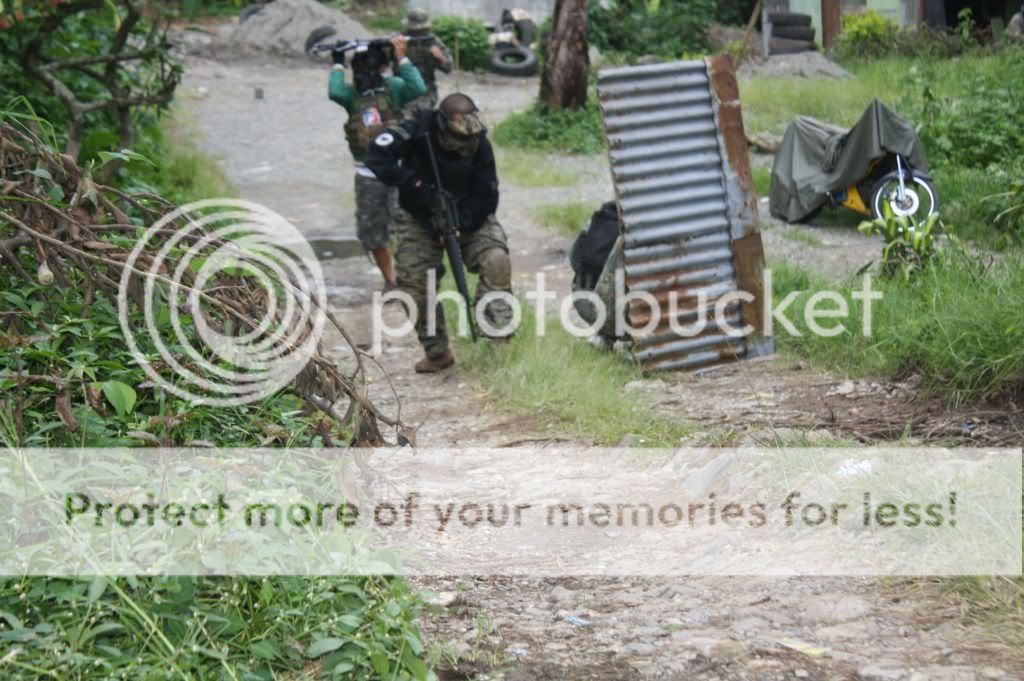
[570,201,621,292]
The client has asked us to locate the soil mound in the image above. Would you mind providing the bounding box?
[231,0,370,57]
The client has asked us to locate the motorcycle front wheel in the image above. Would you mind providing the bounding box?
[869,173,938,221]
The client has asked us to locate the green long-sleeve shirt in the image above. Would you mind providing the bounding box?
[327,58,427,114]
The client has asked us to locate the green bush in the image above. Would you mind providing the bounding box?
[0,104,431,679]
[834,10,967,60]
[834,11,899,58]
[916,50,1024,171]
[493,99,605,154]
[432,16,491,72]
[588,0,715,60]
[0,576,428,680]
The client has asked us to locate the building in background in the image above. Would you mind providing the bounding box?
[772,0,1017,45]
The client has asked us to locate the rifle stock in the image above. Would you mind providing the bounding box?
[423,133,478,342]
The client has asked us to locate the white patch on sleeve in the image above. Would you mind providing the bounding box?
[375,132,395,147]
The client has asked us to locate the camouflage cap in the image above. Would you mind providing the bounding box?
[405,8,431,30]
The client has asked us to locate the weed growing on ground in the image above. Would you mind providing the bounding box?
[531,201,594,236]
[770,253,1024,404]
[497,150,581,188]
[779,228,823,248]
[450,300,690,447]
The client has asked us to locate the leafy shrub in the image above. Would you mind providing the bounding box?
[493,99,605,154]
[834,11,899,58]
[588,0,715,60]
[834,11,966,60]
[916,49,1024,170]
[432,16,491,72]
[0,104,431,678]
[0,576,428,680]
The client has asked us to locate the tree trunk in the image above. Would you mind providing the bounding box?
[539,0,589,112]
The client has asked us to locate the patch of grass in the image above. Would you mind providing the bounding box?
[451,301,691,447]
[945,576,1024,654]
[769,253,1024,405]
[779,228,823,248]
[493,100,605,155]
[497,150,580,188]
[531,201,594,237]
[932,165,1019,247]
[752,166,772,198]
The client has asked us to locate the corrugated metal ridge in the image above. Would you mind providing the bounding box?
[623,232,731,262]
[598,56,772,372]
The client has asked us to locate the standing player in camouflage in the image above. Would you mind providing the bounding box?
[328,35,426,290]
[365,93,514,373]
[402,8,453,116]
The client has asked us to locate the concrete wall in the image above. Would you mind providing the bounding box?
[866,0,909,23]
[414,0,555,23]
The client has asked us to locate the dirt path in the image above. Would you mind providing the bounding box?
[176,22,1021,681]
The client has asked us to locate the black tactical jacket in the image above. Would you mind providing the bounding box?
[365,110,499,232]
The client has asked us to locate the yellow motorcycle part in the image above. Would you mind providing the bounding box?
[840,187,870,216]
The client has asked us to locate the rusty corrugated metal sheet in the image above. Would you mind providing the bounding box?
[597,55,774,372]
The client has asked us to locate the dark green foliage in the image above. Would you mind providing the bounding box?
[493,98,605,154]
[0,576,427,680]
[588,0,715,60]
[0,4,179,163]
[712,0,759,26]
[916,50,1024,171]
[432,16,491,72]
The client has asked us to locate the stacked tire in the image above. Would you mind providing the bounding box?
[489,16,540,77]
[768,12,817,54]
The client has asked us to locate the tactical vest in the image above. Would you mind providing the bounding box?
[344,88,401,159]
[405,34,437,87]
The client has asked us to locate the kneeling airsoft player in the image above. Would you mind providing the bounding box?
[366,94,514,373]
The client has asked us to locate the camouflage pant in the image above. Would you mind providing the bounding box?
[394,209,513,356]
[354,172,392,251]
[401,87,440,119]
[574,235,625,340]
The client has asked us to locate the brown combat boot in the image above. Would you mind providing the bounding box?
[414,349,455,374]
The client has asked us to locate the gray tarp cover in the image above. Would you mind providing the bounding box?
[769,99,929,222]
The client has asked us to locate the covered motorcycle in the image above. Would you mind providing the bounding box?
[769,100,936,223]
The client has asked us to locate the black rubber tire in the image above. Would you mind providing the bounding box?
[768,12,813,26]
[772,25,816,41]
[490,45,538,77]
[515,18,538,48]
[769,36,818,54]
[304,25,336,56]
